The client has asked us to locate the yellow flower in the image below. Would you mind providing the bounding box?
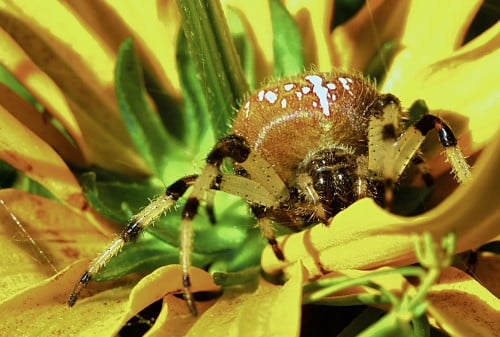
[0,0,498,336]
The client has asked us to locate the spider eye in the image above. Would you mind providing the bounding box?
[298,149,359,215]
[312,165,356,213]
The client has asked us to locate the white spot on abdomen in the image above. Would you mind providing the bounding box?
[265,91,278,104]
[304,74,331,117]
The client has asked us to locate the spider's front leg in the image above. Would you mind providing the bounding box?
[368,95,471,209]
[177,134,289,315]
[68,175,197,307]
[69,134,289,316]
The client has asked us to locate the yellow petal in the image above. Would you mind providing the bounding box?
[0,2,150,175]
[283,0,334,71]
[0,260,138,336]
[0,106,84,208]
[427,267,500,337]
[224,0,274,82]
[187,262,306,337]
[0,26,88,161]
[98,0,182,96]
[385,22,500,150]
[383,0,482,90]
[262,132,500,277]
[0,83,85,166]
[331,0,410,71]
[0,189,109,302]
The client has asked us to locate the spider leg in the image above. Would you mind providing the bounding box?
[368,94,404,209]
[411,154,434,186]
[68,175,197,307]
[369,96,471,210]
[392,114,472,184]
[179,134,289,315]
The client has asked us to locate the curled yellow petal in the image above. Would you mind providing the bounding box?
[0,189,109,301]
[385,22,500,150]
[0,106,84,208]
[0,260,138,337]
[383,0,482,91]
[262,131,500,277]
[0,3,150,175]
[427,267,500,337]
[186,262,305,337]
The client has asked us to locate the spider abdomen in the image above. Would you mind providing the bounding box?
[232,71,380,183]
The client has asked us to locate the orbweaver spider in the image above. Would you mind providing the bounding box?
[69,71,471,315]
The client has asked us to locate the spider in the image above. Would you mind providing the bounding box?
[68,71,471,315]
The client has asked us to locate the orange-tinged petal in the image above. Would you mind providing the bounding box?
[0,107,85,209]
[0,83,85,166]
[331,0,409,71]
[0,2,150,175]
[0,27,88,161]
[283,0,334,71]
[0,189,108,302]
[262,131,500,277]
[427,267,500,337]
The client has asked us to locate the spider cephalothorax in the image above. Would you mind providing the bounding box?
[69,71,471,315]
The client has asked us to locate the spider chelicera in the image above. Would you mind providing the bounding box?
[68,71,471,315]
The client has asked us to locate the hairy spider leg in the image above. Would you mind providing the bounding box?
[368,94,405,209]
[368,98,471,209]
[392,114,472,184]
[68,175,198,307]
[179,134,290,315]
[69,134,289,315]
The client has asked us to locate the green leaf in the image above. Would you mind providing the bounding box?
[0,161,16,188]
[365,40,397,84]
[338,307,385,337]
[176,0,249,138]
[225,7,257,88]
[269,0,305,76]
[176,30,214,150]
[152,194,254,255]
[0,64,43,111]
[79,172,131,222]
[115,38,182,177]
[406,99,430,128]
[209,229,266,272]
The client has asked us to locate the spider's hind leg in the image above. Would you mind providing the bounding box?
[68,175,198,307]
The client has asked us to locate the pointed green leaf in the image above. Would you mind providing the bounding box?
[115,38,182,176]
[176,0,249,138]
[270,0,305,76]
